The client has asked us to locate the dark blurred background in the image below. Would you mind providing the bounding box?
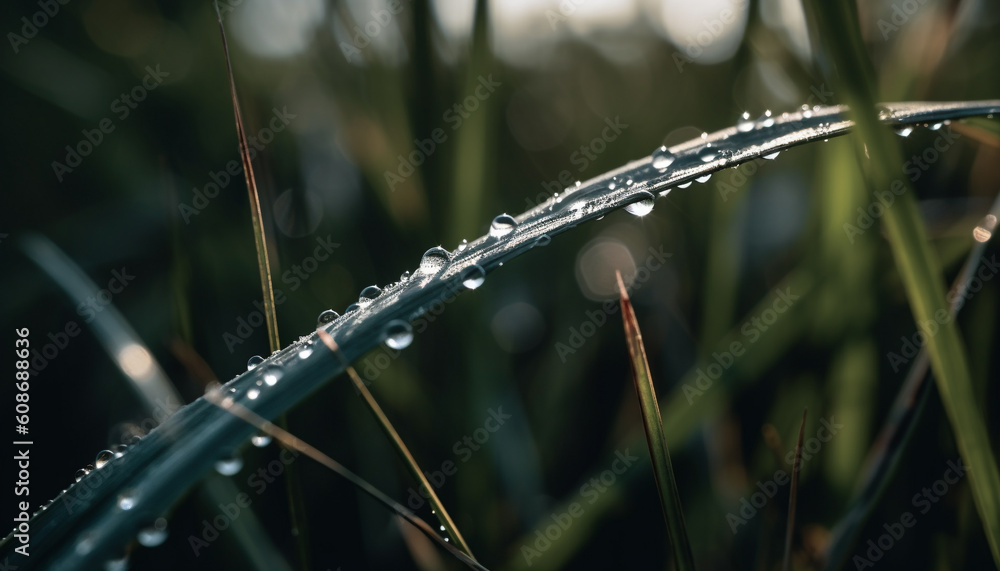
[2,0,1000,569]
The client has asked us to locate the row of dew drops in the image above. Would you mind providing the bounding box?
[56,106,959,565]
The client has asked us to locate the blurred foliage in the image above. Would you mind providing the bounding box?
[1,0,999,569]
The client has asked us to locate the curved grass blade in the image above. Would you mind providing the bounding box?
[824,194,1000,570]
[783,410,806,571]
[316,331,476,558]
[805,3,1000,564]
[18,234,291,571]
[201,387,490,571]
[4,100,998,570]
[616,271,695,571]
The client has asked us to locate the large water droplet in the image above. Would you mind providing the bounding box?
[736,112,754,132]
[360,285,382,301]
[137,518,169,547]
[400,270,411,281]
[246,388,260,400]
[624,192,655,216]
[678,181,692,188]
[696,174,712,183]
[215,455,243,476]
[345,303,360,314]
[117,490,137,511]
[698,146,717,163]
[489,214,517,238]
[95,450,114,469]
[247,355,264,370]
[894,126,913,137]
[929,122,942,131]
[461,265,486,290]
[534,235,551,247]
[758,110,775,128]
[317,309,339,327]
[651,146,676,170]
[763,151,780,160]
[384,320,414,350]
[457,239,468,252]
[297,347,313,359]
[251,433,272,447]
[75,467,92,482]
[419,247,450,273]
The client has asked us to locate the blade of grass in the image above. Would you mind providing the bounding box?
[315,330,477,558]
[213,5,310,567]
[202,386,490,571]
[825,193,1000,569]
[783,410,807,571]
[616,271,696,571]
[805,3,1000,565]
[20,234,291,571]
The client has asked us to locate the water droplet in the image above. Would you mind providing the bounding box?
[111,444,127,458]
[457,239,468,252]
[929,122,942,131]
[137,517,169,547]
[624,192,655,217]
[652,146,676,170]
[117,491,137,511]
[678,181,692,188]
[626,179,634,186]
[698,145,717,163]
[444,538,450,542]
[251,433,272,447]
[419,247,451,273]
[737,112,754,132]
[384,320,414,350]
[345,303,360,314]
[489,214,517,238]
[317,309,339,327]
[298,347,313,360]
[359,285,382,305]
[757,110,775,128]
[659,188,673,197]
[215,455,243,476]
[461,265,486,290]
[95,450,114,469]
[763,151,780,160]
[75,467,92,482]
[439,525,446,531]
[261,365,283,386]
[247,388,260,400]
[696,174,712,183]
[247,355,264,370]
[400,270,411,281]
[608,181,616,190]
[801,104,813,119]
[894,126,913,137]
[534,235,551,247]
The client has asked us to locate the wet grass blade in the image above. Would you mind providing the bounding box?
[202,387,490,571]
[316,330,477,558]
[783,410,806,571]
[214,5,310,567]
[616,271,695,571]
[805,3,1000,565]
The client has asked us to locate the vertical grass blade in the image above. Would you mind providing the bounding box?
[213,5,310,566]
[616,271,696,571]
[805,3,1000,564]
[783,410,806,571]
[316,330,477,558]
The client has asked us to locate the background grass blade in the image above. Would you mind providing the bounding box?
[616,271,695,571]
[19,234,291,571]
[316,330,476,558]
[783,410,806,571]
[214,5,310,567]
[804,3,1000,565]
